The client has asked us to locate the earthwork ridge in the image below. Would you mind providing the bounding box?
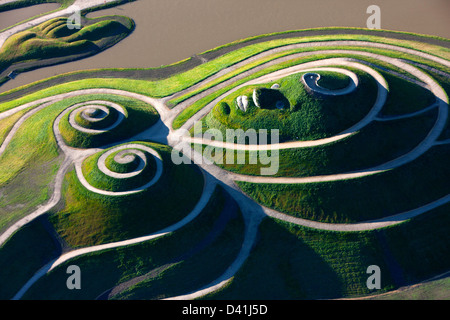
[0,1,449,300]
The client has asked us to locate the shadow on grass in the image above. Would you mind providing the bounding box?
[0,215,61,299]
[20,184,244,300]
[207,218,345,300]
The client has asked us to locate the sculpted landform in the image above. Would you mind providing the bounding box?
[0,0,449,301]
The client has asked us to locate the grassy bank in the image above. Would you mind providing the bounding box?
[203,69,376,142]
[0,15,134,82]
[237,144,450,223]
[207,202,449,299]
[0,96,63,233]
[50,142,204,247]
[206,216,394,299]
[0,215,61,299]
[22,185,245,300]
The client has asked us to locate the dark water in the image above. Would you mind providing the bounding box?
[0,3,60,31]
[1,0,449,92]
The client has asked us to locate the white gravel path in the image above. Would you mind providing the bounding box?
[302,70,358,96]
[74,144,164,197]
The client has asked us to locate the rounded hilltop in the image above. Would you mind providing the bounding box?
[0,22,448,301]
[206,70,376,142]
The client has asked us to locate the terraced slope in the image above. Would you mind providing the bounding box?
[0,25,448,300]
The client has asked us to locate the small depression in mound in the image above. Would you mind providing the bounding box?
[205,70,376,142]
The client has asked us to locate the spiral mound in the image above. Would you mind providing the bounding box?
[68,100,126,134]
[195,45,449,226]
[77,143,163,196]
[56,99,132,148]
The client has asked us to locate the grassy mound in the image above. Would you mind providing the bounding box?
[207,202,449,299]
[58,94,159,148]
[0,15,134,82]
[73,105,119,130]
[22,185,245,300]
[205,70,377,142]
[237,144,450,223]
[0,93,157,234]
[199,106,438,177]
[317,71,351,90]
[49,142,204,247]
[104,149,141,173]
[0,27,448,301]
[81,146,158,193]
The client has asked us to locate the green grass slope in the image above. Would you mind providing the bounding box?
[22,185,245,300]
[50,142,204,247]
[0,15,134,83]
[199,107,437,178]
[0,215,62,299]
[237,144,450,223]
[207,202,449,300]
[205,69,377,142]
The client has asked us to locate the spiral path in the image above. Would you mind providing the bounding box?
[0,33,449,300]
[301,70,358,96]
[75,143,164,197]
[67,100,126,135]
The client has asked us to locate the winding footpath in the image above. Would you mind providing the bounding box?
[0,34,449,300]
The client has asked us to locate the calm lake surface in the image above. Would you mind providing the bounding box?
[0,3,60,31]
[1,0,449,92]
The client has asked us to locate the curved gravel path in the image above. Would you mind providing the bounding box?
[11,172,217,300]
[302,70,358,96]
[74,144,164,197]
[184,59,387,151]
[0,38,449,300]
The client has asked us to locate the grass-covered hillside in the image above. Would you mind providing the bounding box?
[22,185,243,300]
[58,94,159,148]
[0,15,134,84]
[205,70,377,142]
[206,202,450,299]
[0,24,448,301]
[237,144,450,223]
[50,142,205,247]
